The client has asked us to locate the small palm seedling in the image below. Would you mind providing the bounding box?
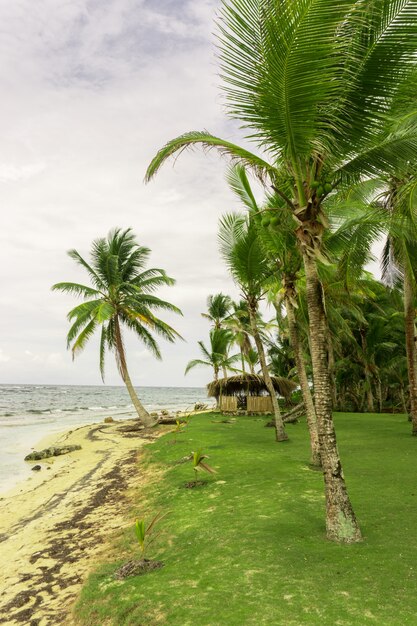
[114,511,167,579]
[172,419,186,443]
[134,511,167,559]
[191,450,216,480]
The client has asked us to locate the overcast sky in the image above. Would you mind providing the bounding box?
[0,0,265,387]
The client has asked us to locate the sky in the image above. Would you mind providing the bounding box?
[0,0,261,387]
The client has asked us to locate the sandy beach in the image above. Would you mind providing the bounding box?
[0,419,161,625]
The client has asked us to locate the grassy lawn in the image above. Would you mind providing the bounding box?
[75,412,417,625]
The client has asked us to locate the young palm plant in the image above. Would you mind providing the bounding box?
[52,228,182,427]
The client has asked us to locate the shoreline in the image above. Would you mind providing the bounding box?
[0,417,164,625]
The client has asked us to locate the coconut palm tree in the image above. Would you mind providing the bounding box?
[185,328,239,381]
[202,293,233,329]
[218,213,288,441]
[146,1,417,542]
[52,228,182,427]
[228,164,321,465]
[224,300,256,374]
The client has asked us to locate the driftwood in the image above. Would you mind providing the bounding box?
[24,445,82,461]
[264,402,306,427]
[283,402,306,421]
[157,416,186,425]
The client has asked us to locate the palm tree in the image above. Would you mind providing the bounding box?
[146,1,417,542]
[52,228,182,427]
[229,164,321,465]
[185,328,239,381]
[202,293,232,329]
[218,213,288,441]
[224,300,257,374]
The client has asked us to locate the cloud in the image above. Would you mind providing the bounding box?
[0,350,10,363]
[0,0,251,387]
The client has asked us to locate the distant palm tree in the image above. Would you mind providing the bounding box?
[52,228,182,427]
[218,213,288,442]
[223,300,255,373]
[201,293,232,329]
[185,328,239,381]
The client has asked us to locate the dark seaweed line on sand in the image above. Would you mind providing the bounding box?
[0,449,138,625]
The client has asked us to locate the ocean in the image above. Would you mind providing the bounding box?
[0,384,208,493]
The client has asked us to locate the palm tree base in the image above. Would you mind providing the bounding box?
[275,432,289,442]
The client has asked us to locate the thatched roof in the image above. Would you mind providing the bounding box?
[207,374,297,401]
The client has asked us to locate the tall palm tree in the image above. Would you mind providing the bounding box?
[202,293,232,329]
[52,228,182,427]
[229,164,321,465]
[185,328,239,381]
[218,213,288,441]
[146,1,417,542]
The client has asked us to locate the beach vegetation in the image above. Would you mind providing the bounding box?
[146,0,417,543]
[76,410,417,624]
[52,228,182,427]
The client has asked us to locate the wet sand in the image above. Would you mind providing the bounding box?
[0,419,160,625]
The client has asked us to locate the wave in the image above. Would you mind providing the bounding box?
[0,418,57,427]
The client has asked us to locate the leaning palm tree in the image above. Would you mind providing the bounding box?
[218,213,288,442]
[52,228,182,427]
[146,1,417,542]
[185,328,239,381]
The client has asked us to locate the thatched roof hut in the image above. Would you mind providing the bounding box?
[207,374,297,414]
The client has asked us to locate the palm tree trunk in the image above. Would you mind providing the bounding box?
[240,347,246,373]
[248,302,288,442]
[285,294,320,467]
[327,333,337,408]
[376,378,383,413]
[404,267,417,433]
[302,252,361,543]
[400,385,408,415]
[114,317,155,427]
[360,330,375,413]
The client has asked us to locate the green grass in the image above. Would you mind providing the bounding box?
[75,412,417,625]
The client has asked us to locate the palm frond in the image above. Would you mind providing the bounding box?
[67,249,106,290]
[145,131,276,183]
[71,318,98,358]
[184,359,211,375]
[51,282,101,298]
[99,325,107,382]
[218,0,357,160]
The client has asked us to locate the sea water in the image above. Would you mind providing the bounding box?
[0,384,208,493]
